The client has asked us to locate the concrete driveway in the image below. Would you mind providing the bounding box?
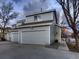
[0,41,79,59]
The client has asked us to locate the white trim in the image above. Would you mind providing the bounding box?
[21,31,22,44]
[11,32,13,41]
[22,30,48,32]
[19,23,52,28]
[18,31,19,43]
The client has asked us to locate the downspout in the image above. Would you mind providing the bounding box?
[53,10,58,24]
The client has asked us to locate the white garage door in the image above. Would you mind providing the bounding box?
[6,33,10,41]
[22,30,50,45]
[12,32,18,42]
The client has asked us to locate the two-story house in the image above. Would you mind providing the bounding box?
[7,10,61,45]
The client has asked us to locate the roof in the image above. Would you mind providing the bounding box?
[15,25,51,29]
[26,10,56,17]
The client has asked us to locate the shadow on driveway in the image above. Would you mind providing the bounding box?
[0,41,79,59]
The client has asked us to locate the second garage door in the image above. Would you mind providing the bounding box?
[21,30,50,45]
[12,32,18,42]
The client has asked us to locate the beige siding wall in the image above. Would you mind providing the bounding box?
[54,26,61,42]
[25,16,34,23]
[7,25,61,45]
[39,12,53,21]
[25,12,53,23]
[50,25,55,44]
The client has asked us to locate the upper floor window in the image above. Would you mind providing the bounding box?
[34,15,41,21]
[34,15,37,21]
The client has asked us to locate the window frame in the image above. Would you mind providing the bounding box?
[34,15,41,21]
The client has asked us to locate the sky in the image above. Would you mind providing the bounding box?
[0,0,62,25]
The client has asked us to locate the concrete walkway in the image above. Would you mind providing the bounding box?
[0,41,79,59]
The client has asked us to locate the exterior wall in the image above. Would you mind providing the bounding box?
[7,25,61,45]
[16,23,22,26]
[11,32,18,42]
[39,12,53,21]
[25,12,53,23]
[25,16,34,23]
[18,31,21,43]
[5,34,7,40]
[50,25,55,44]
[50,25,61,43]
[54,26,61,42]
[6,32,11,41]
[19,22,53,28]
[18,26,50,31]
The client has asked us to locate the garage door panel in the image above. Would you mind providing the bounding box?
[22,30,50,45]
[12,32,18,42]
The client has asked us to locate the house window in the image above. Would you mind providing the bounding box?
[34,15,41,21]
[34,15,37,21]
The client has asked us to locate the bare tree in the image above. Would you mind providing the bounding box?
[0,2,18,40]
[56,0,79,47]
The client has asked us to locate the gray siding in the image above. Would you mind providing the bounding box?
[25,12,53,23]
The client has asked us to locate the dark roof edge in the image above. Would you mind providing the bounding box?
[15,25,50,29]
[26,10,56,17]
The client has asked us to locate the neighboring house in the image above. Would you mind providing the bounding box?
[7,10,61,45]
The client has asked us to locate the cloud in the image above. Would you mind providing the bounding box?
[23,0,49,12]
[0,0,61,25]
[0,0,4,2]
[12,0,22,3]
